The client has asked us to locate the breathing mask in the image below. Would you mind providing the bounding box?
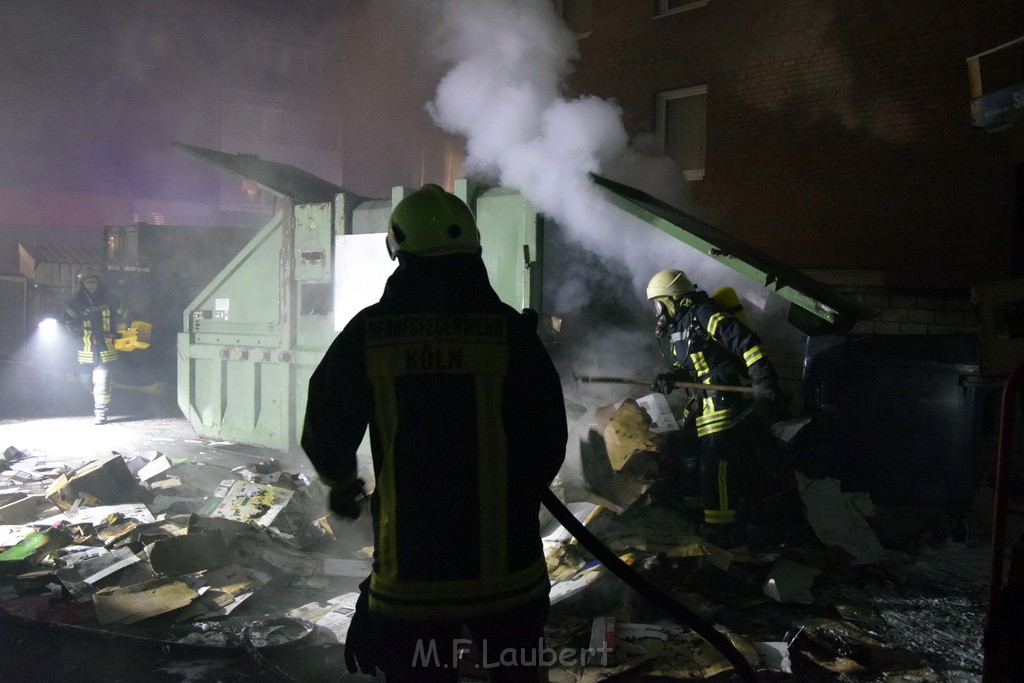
[653,300,671,338]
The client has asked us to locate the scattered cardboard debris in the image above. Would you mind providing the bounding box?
[0,528,69,574]
[604,398,663,472]
[0,524,37,550]
[754,641,793,673]
[0,493,42,524]
[286,591,360,643]
[789,617,929,676]
[175,563,269,620]
[57,546,142,588]
[796,472,884,566]
[0,415,990,683]
[550,559,606,605]
[197,479,293,527]
[93,577,199,625]
[137,455,173,483]
[44,453,141,510]
[633,393,681,434]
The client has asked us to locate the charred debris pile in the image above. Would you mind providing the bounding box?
[0,411,988,681]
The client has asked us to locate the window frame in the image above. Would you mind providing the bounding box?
[656,84,708,181]
[655,0,709,18]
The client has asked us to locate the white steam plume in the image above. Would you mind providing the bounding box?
[415,0,799,400]
[420,0,709,305]
[424,0,626,233]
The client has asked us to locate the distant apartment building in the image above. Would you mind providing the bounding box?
[557,0,1023,295]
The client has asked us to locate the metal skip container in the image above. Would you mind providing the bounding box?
[174,145,551,452]
[175,144,859,453]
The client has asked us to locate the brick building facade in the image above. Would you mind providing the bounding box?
[564,0,1022,295]
[554,0,1021,405]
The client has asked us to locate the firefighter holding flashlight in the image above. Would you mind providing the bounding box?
[302,184,567,681]
[63,265,129,425]
[647,268,780,549]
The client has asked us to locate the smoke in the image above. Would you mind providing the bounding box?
[418,1,655,313]
[419,1,729,284]
[413,0,796,392]
[424,0,626,227]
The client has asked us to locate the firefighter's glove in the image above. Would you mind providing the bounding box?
[345,578,381,675]
[652,372,678,395]
[329,479,366,520]
[750,366,780,404]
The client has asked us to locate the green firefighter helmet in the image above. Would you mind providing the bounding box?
[77,265,103,283]
[386,183,480,260]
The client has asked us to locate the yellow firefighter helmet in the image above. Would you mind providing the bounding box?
[646,269,694,301]
[386,184,480,260]
[647,269,695,318]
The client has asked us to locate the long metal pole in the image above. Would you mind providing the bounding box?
[576,375,754,394]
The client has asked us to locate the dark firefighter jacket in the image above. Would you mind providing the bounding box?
[63,284,127,365]
[667,290,772,438]
[302,254,567,621]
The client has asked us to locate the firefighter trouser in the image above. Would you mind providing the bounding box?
[79,363,111,419]
[698,409,753,526]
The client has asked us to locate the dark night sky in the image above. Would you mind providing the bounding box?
[0,0,454,269]
[0,1,449,199]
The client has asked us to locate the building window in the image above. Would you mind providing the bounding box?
[657,85,707,181]
[656,0,708,17]
[554,0,592,37]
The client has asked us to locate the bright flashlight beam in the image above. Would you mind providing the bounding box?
[38,317,59,339]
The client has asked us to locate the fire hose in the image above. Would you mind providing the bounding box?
[575,374,754,395]
[341,492,757,680]
[341,488,758,679]
[540,488,757,681]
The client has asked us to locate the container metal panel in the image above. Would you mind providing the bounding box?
[188,214,286,332]
[178,211,293,449]
[294,203,333,283]
[349,199,392,235]
[178,337,292,451]
[470,186,541,312]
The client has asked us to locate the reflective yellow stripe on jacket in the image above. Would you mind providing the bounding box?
[363,312,549,619]
[76,311,119,364]
[743,345,765,367]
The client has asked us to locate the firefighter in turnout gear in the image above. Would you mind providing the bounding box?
[647,268,780,549]
[63,266,129,425]
[302,184,568,681]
